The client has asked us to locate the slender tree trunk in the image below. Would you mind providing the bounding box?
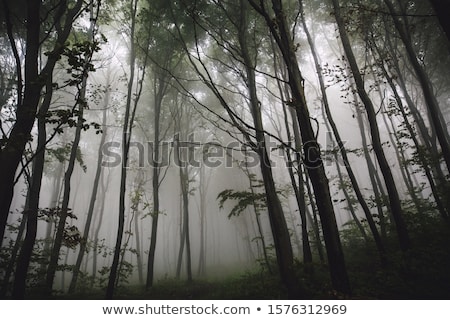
[146,73,167,289]
[300,0,386,264]
[106,0,138,299]
[180,165,192,283]
[0,216,26,296]
[41,164,63,269]
[0,0,83,248]
[332,0,410,251]
[45,4,97,293]
[241,0,302,297]
[91,171,107,288]
[12,75,53,298]
[134,205,144,284]
[250,0,351,294]
[45,77,87,295]
[243,159,273,274]
[383,0,450,172]
[69,74,109,293]
[197,165,207,277]
[334,152,369,242]
[304,171,325,263]
[272,36,312,268]
[175,187,185,280]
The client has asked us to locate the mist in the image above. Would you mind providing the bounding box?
[1,0,449,300]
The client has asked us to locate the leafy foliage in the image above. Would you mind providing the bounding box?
[217,189,266,218]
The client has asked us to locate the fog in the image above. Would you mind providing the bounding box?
[1,0,449,299]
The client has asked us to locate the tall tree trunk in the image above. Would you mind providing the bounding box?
[0,0,41,246]
[91,171,107,288]
[45,3,97,294]
[304,171,325,263]
[250,0,351,294]
[45,77,87,295]
[272,35,312,268]
[12,74,53,298]
[146,72,167,289]
[300,0,386,264]
[41,163,63,271]
[0,213,26,296]
[332,0,410,251]
[180,165,192,283]
[383,0,450,172]
[134,203,144,284]
[240,0,302,297]
[349,82,388,239]
[0,0,83,247]
[69,71,109,293]
[106,0,138,299]
[197,164,207,277]
[243,158,273,274]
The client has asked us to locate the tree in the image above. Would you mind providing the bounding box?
[106,0,142,299]
[45,7,100,294]
[0,0,85,247]
[68,67,112,294]
[249,0,351,295]
[331,0,410,252]
[429,0,450,46]
[382,0,450,172]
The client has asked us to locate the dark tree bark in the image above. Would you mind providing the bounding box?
[299,0,386,265]
[249,0,351,295]
[239,0,302,297]
[91,171,108,288]
[332,0,410,252]
[45,73,87,295]
[146,70,168,289]
[272,36,312,268]
[106,0,139,299]
[0,0,83,247]
[12,75,52,298]
[196,164,208,276]
[429,0,450,45]
[69,69,109,293]
[383,0,450,172]
[242,156,273,273]
[0,0,41,246]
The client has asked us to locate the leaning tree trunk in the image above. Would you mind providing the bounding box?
[383,0,450,172]
[332,0,410,252]
[45,74,87,296]
[272,36,312,268]
[68,72,109,293]
[240,0,302,297]
[299,0,386,264]
[45,4,97,294]
[250,0,351,294]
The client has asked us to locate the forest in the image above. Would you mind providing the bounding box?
[0,0,449,300]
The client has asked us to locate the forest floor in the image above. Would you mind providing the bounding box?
[62,255,450,300]
[28,215,450,300]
